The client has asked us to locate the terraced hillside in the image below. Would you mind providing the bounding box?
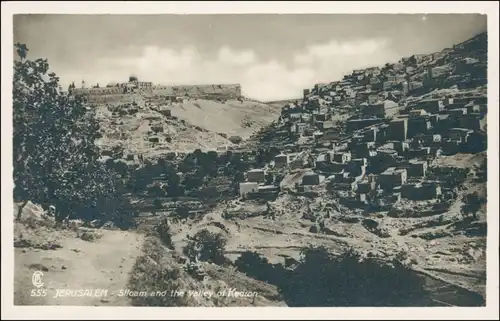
[94,98,282,159]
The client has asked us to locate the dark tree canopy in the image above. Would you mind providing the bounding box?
[461,192,486,220]
[13,43,135,226]
[183,229,227,264]
[234,246,431,307]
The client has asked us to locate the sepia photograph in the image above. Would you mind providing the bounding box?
[2,1,499,320]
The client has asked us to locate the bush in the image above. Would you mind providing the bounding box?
[183,229,227,264]
[235,251,286,284]
[148,185,166,197]
[476,158,487,182]
[280,246,429,306]
[174,206,190,219]
[427,166,470,189]
[461,192,486,220]
[156,218,174,249]
[78,230,102,242]
[128,239,193,307]
[234,246,431,307]
[153,199,163,209]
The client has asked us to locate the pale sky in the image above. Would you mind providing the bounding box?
[14,14,487,101]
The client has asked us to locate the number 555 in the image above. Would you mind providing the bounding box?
[31,289,47,297]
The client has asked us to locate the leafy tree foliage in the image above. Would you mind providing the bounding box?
[13,43,135,226]
[183,229,227,264]
[476,158,487,182]
[427,166,470,190]
[284,246,429,306]
[265,173,274,185]
[156,218,174,249]
[235,250,284,284]
[234,246,430,306]
[174,206,191,219]
[274,173,285,186]
[461,192,486,220]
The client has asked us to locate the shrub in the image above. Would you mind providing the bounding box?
[234,245,431,307]
[461,192,486,220]
[128,239,193,307]
[280,246,429,306]
[183,229,227,264]
[156,218,174,249]
[153,199,163,209]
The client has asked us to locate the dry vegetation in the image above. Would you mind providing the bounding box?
[127,237,286,307]
[95,98,282,159]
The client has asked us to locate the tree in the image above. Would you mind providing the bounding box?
[166,170,184,197]
[148,183,166,197]
[405,55,417,67]
[461,192,486,220]
[174,206,190,219]
[427,166,470,190]
[183,229,227,264]
[156,218,174,249]
[182,172,204,191]
[300,245,333,267]
[476,158,487,182]
[255,149,266,167]
[279,246,429,307]
[274,174,285,186]
[231,171,245,194]
[153,198,163,209]
[234,251,282,284]
[199,151,218,177]
[13,43,133,225]
[235,251,269,272]
[233,171,245,183]
[265,173,274,185]
[128,240,192,306]
[179,153,197,173]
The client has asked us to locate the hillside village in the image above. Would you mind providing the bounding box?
[14,32,489,307]
[238,32,487,210]
[120,32,486,301]
[152,32,487,303]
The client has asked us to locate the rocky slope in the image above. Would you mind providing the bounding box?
[94,98,281,160]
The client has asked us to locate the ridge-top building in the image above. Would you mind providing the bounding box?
[69,77,242,102]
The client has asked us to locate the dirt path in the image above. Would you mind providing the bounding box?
[14,229,144,306]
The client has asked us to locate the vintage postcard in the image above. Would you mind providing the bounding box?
[2,1,499,320]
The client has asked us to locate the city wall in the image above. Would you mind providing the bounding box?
[151,84,241,98]
[70,83,242,103]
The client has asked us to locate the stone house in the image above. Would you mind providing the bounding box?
[239,182,259,198]
[302,172,325,186]
[401,182,442,200]
[246,169,266,183]
[378,167,408,190]
[274,153,290,169]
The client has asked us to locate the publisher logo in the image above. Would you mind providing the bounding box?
[32,271,44,288]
